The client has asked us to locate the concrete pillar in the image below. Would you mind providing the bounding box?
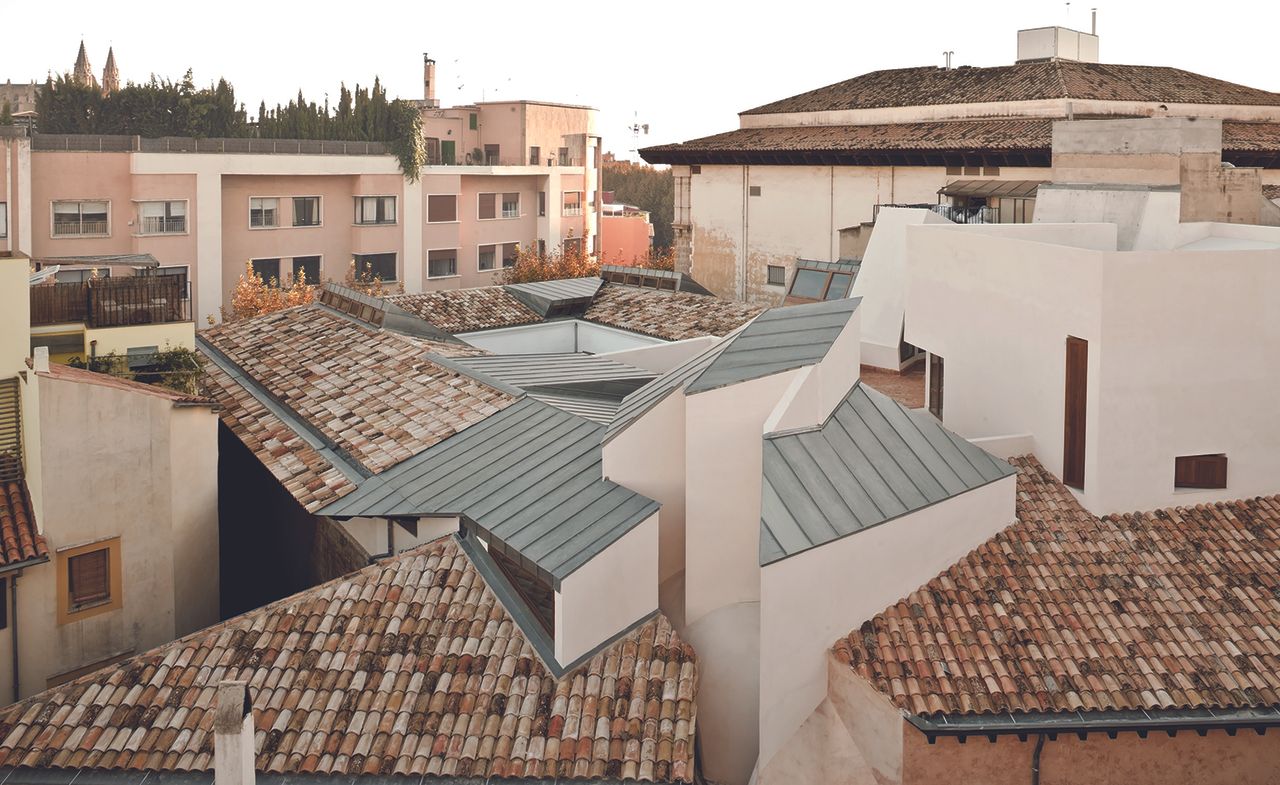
[214,681,255,785]
[402,176,423,293]
[17,138,31,256]
[195,171,224,324]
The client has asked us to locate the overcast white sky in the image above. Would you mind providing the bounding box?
[4,0,1279,161]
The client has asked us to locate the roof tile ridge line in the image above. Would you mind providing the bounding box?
[196,335,372,482]
[864,386,972,490]
[422,352,528,400]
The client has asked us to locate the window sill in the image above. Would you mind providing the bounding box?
[134,231,190,238]
[52,233,111,240]
[355,222,399,227]
[426,274,460,281]
[425,220,461,226]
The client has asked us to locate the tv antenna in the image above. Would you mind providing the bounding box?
[628,112,650,154]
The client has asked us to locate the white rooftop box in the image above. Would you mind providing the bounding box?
[1017,26,1100,64]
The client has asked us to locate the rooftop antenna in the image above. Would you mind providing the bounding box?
[1065,1,1071,26]
[1091,7,1097,35]
[628,112,650,154]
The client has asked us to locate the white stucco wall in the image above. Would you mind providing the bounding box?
[756,474,1016,771]
[682,600,760,785]
[597,335,719,373]
[554,512,658,665]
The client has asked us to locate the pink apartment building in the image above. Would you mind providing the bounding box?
[0,59,602,328]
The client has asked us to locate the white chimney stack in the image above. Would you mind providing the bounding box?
[32,347,49,374]
[214,681,255,785]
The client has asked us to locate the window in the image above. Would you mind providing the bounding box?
[138,200,186,234]
[478,244,496,272]
[426,137,441,163]
[126,345,159,370]
[355,252,397,282]
[984,166,1001,176]
[749,185,762,197]
[1063,336,1088,490]
[292,196,320,227]
[251,258,281,285]
[52,200,109,236]
[690,165,702,175]
[537,239,546,256]
[502,242,518,268]
[558,147,570,166]
[789,269,827,299]
[478,193,497,220]
[0,203,8,239]
[427,249,457,278]
[249,197,278,228]
[489,540,555,635]
[1175,454,1228,489]
[152,265,189,292]
[355,196,396,225]
[0,577,6,630]
[292,255,321,285]
[427,194,457,223]
[946,165,963,176]
[563,237,583,256]
[501,192,519,218]
[529,146,541,166]
[929,353,944,420]
[57,537,122,624]
[767,265,786,286]
[484,144,500,165]
[562,191,583,216]
[784,265,856,304]
[538,191,547,217]
[963,166,981,176]
[469,112,477,130]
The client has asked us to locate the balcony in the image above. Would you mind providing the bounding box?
[30,276,191,328]
[423,154,584,168]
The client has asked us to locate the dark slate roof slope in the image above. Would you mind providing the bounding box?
[836,455,1280,719]
[0,536,697,781]
[321,398,660,585]
[741,61,1280,115]
[760,382,1013,565]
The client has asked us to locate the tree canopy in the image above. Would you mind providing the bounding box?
[601,160,675,249]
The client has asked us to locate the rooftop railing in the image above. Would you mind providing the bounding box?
[30,276,191,328]
[872,203,1001,225]
[31,134,389,156]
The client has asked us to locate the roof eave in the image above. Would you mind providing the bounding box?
[907,706,1280,742]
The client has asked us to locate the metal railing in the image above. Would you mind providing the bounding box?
[52,219,109,236]
[872,203,1001,225]
[140,216,186,234]
[32,134,389,156]
[424,154,584,168]
[30,276,190,328]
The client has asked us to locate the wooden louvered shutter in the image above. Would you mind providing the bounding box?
[68,549,110,606]
[1063,336,1088,489]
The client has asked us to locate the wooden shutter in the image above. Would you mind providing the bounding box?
[1175,454,1227,489]
[1063,337,1088,489]
[928,353,945,420]
[478,193,496,220]
[68,549,110,606]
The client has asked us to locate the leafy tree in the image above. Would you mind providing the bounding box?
[219,261,318,323]
[67,344,205,396]
[602,161,675,249]
[0,101,12,125]
[500,235,601,284]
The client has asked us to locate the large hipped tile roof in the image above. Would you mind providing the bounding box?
[388,289,541,334]
[741,61,1280,115]
[835,456,1280,718]
[0,537,697,781]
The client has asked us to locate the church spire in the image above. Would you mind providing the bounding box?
[102,47,119,96]
[72,40,97,89]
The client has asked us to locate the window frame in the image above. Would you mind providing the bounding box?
[290,254,323,286]
[501,192,520,219]
[56,536,123,625]
[426,247,459,279]
[538,191,547,217]
[477,192,498,221]
[426,193,459,224]
[477,243,497,272]
[135,199,188,236]
[354,195,397,226]
[0,202,8,239]
[250,257,282,286]
[766,265,786,287]
[51,199,111,238]
[1174,453,1228,490]
[291,196,322,228]
[353,252,398,284]
[562,191,583,217]
[248,196,280,229]
[501,241,519,269]
[529,146,541,166]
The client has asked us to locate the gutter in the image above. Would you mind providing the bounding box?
[906,706,1280,743]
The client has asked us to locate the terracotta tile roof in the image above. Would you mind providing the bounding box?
[835,456,1280,718]
[0,474,47,568]
[741,62,1280,115]
[35,362,212,405]
[583,284,764,341]
[200,361,356,513]
[201,307,517,474]
[1264,184,1280,200]
[388,289,541,334]
[0,537,697,781]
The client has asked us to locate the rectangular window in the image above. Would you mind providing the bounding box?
[562,191,583,216]
[529,146,541,166]
[138,200,186,234]
[484,144,500,165]
[946,165,963,176]
[749,185,762,197]
[52,200,109,236]
[1175,454,1228,489]
[57,537,122,624]
[1063,336,1088,489]
[355,196,396,225]
[425,137,440,164]
[427,249,457,278]
[292,255,321,285]
[292,196,321,227]
[537,239,546,256]
[251,258,281,285]
[478,244,496,272]
[690,165,702,174]
[538,191,547,217]
[427,194,457,223]
[354,252,397,282]
[151,265,189,293]
[478,193,497,220]
[249,197,278,228]
[126,345,159,370]
[963,166,981,176]
[0,577,6,630]
[502,242,519,268]
[558,147,570,166]
[469,112,477,130]
[984,166,1001,176]
[767,265,786,286]
[501,192,520,218]
[0,202,6,238]
[929,353,944,420]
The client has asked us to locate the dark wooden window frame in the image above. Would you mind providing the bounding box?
[1063,336,1088,489]
[1175,454,1228,490]
[928,353,944,420]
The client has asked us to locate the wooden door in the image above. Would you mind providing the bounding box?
[1063,336,1088,489]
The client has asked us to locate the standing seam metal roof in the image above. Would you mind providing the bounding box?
[319,398,659,584]
[455,353,656,388]
[504,277,604,317]
[759,381,1014,565]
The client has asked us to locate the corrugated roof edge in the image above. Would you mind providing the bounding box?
[758,380,1015,567]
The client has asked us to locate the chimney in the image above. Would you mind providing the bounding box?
[32,347,48,374]
[423,53,438,109]
[214,681,255,785]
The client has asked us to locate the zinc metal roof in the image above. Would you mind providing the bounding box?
[524,390,626,425]
[455,353,656,388]
[504,277,603,317]
[684,297,859,394]
[319,398,659,584]
[759,381,1014,565]
[938,179,1044,199]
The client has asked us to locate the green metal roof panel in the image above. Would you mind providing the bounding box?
[759,381,1015,566]
[503,277,603,317]
[455,353,655,388]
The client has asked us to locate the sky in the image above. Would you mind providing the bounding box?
[4,0,1279,162]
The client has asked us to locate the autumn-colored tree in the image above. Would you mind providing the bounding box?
[343,259,405,297]
[500,235,601,284]
[603,245,675,272]
[217,262,317,323]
